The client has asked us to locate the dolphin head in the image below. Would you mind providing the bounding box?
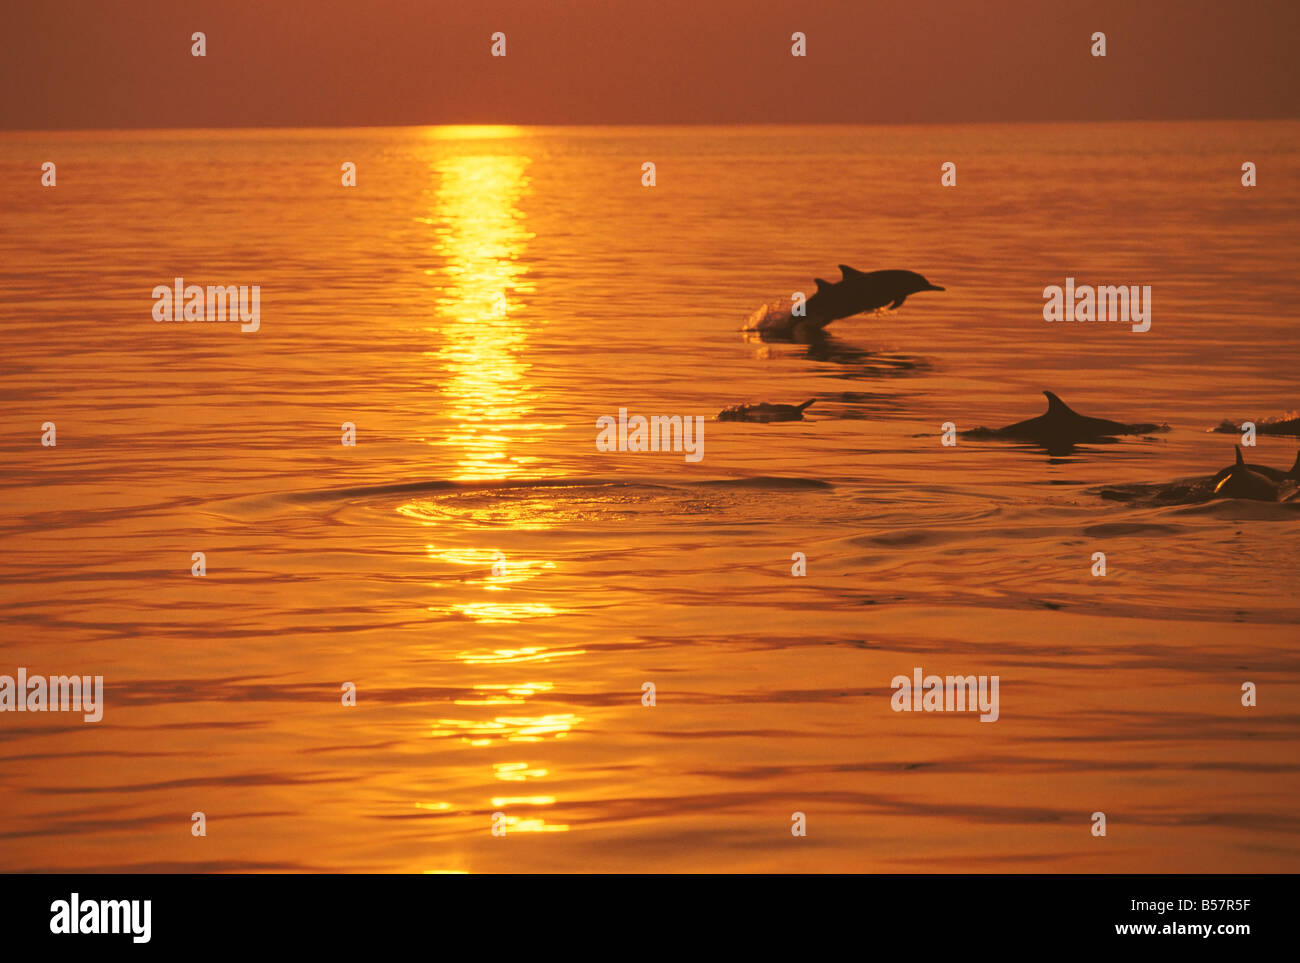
[909,271,945,293]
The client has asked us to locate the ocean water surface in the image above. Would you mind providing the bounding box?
[1,122,1298,871]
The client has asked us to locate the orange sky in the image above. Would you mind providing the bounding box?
[2,0,1298,129]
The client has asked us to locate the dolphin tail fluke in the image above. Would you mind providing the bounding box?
[797,399,816,412]
[813,278,834,293]
[1235,445,1245,465]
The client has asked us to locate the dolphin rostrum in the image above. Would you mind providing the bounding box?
[748,266,944,339]
[1213,446,1284,501]
[717,399,815,423]
[961,390,1167,452]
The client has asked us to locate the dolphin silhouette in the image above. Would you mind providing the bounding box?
[747,266,944,340]
[805,266,944,328]
[962,390,1167,452]
[717,399,815,423]
[1213,446,1283,500]
[1209,449,1300,486]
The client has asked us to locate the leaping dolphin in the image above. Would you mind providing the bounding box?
[1213,446,1284,501]
[747,266,944,340]
[961,390,1168,452]
[806,267,945,327]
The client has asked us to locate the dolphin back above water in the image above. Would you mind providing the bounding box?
[1209,448,1300,486]
[962,390,1168,451]
[1212,446,1289,500]
[1099,446,1299,505]
[717,399,815,423]
[747,265,944,340]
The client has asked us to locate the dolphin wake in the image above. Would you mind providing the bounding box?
[288,474,835,504]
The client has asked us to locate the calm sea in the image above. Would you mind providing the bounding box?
[1,122,1297,871]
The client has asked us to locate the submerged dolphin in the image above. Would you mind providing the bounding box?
[717,399,815,423]
[747,266,944,339]
[962,391,1167,452]
[1210,416,1300,436]
[1213,446,1283,500]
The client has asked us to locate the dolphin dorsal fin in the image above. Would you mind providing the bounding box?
[1291,451,1300,475]
[1043,391,1074,416]
[813,278,833,293]
[838,264,866,278]
[1235,445,1244,466]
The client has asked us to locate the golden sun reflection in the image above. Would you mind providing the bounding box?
[435,601,561,623]
[421,545,556,586]
[494,762,549,781]
[454,682,554,706]
[424,151,561,481]
[429,713,582,745]
[491,795,556,807]
[410,138,582,843]
[497,816,570,834]
[456,645,586,665]
[417,545,565,622]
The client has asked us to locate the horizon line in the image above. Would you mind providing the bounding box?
[6,115,1300,136]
